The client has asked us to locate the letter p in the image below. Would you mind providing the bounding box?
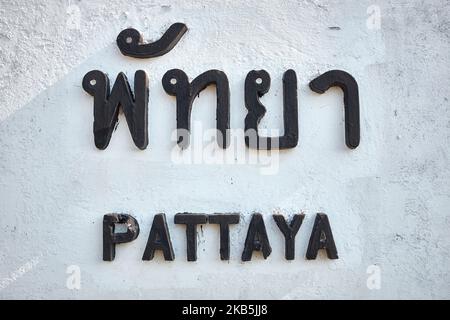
[103,213,140,261]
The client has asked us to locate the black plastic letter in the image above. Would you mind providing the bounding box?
[117,23,187,58]
[162,69,230,149]
[245,69,298,149]
[306,213,338,260]
[309,70,360,149]
[174,213,208,261]
[142,213,175,261]
[103,213,140,261]
[273,214,305,260]
[208,213,240,260]
[82,70,149,150]
[241,214,272,261]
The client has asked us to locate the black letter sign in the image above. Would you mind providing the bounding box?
[242,213,272,261]
[162,69,230,149]
[273,214,305,260]
[82,70,149,150]
[116,23,187,59]
[103,213,140,261]
[208,213,240,260]
[306,213,338,260]
[142,213,175,261]
[245,69,298,149]
[174,213,208,261]
[309,70,360,149]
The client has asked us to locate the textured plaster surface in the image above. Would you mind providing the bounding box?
[0,0,449,299]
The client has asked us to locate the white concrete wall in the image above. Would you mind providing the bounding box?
[0,0,449,299]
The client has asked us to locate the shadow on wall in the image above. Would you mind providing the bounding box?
[0,43,159,265]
